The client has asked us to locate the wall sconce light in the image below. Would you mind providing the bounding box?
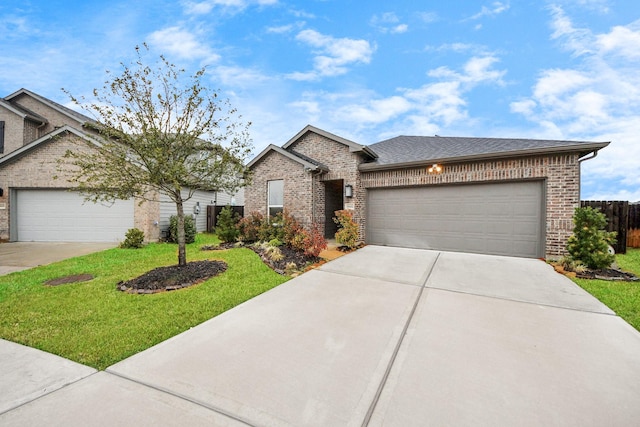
[428,164,442,174]
[345,184,353,198]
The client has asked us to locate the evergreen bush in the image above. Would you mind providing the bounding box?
[167,214,196,244]
[216,206,240,243]
[120,228,145,249]
[566,206,616,269]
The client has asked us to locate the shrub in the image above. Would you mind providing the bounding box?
[282,210,304,244]
[304,223,328,258]
[238,211,264,243]
[258,212,285,242]
[268,238,283,247]
[566,207,617,269]
[333,209,359,249]
[267,246,284,262]
[216,206,240,243]
[120,228,145,249]
[167,214,196,244]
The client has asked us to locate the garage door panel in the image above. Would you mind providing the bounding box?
[16,190,134,242]
[367,181,544,258]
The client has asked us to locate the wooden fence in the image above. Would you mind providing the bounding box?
[629,203,640,249]
[206,205,244,233]
[580,201,633,253]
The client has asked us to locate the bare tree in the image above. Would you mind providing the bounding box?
[63,45,252,266]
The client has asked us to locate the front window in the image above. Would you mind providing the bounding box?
[268,180,284,217]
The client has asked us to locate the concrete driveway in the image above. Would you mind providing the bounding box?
[1,246,640,426]
[0,242,117,275]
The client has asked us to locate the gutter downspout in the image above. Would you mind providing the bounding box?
[577,150,599,205]
[578,150,598,163]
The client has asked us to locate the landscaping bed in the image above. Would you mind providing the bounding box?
[202,242,321,275]
[576,268,638,281]
[117,260,228,294]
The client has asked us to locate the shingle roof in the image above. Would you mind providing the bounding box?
[360,135,610,171]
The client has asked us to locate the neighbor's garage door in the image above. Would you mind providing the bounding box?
[16,189,134,242]
[367,181,544,258]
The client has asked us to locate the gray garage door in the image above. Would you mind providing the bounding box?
[15,189,134,242]
[367,181,544,258]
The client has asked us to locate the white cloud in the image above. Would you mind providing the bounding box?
[511,6,640,199]
[337,96,412,124]
[467,1,510,20]
[597,21,640,58]
[147,26,220,64]
[287,29,375,80]
[0,15,30,39]
[212,65,271,88]
[371,12,409,34]
[417,12,439,24]
[287,53,506,137]
[182,0,277,14]
[550,0,611,14]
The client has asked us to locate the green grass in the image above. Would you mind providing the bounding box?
[573,248,640,331]
[0,234,288,370]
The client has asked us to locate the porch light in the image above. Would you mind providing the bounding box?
[428,164,442,174]
[345,184,353,198]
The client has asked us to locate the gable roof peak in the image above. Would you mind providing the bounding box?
[5,88,95,126]
[283,124,377,158]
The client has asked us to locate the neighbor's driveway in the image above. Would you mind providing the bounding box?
[2,246,640,426]
[0,242,117,275]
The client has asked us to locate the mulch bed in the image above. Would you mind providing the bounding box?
[45,274,94,286]
[117,260,227,294]
[201,242,319,275]
[576,268,639,281]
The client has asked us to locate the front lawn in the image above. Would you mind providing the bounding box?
[0,234,288,370]
[573,248,640,331]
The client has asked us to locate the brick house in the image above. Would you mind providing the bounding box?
[0,88,241,242]
[245,125,609,259]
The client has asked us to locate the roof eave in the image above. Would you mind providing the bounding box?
[358,142,611,172]
[247,144,326,172]
[0,99,48,125]
[283,124,376,159]
[0,125,102,167]
[5,88,93,126]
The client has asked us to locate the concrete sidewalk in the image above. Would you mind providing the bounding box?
[2,246,640,426]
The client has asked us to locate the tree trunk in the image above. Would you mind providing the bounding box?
[176,197,187,267]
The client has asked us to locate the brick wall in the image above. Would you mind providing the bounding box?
[360,153,581,258]
[0,133,157,241]
[245,150,313,225]
[287,132,367,237]
[0,109,25,155]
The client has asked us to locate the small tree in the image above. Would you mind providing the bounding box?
[566,207,617,269]
[61,45,252,266]
[216,206,240,243]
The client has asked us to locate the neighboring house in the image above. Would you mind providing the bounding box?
[0,88,239,242]
[246,125,609,259]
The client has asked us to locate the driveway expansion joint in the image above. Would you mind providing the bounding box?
[0,370,100,417]
[104,370,256,426]
[425,285,618,316]
[360,252,441,427]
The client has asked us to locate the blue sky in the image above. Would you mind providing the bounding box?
[2,0,639,201]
